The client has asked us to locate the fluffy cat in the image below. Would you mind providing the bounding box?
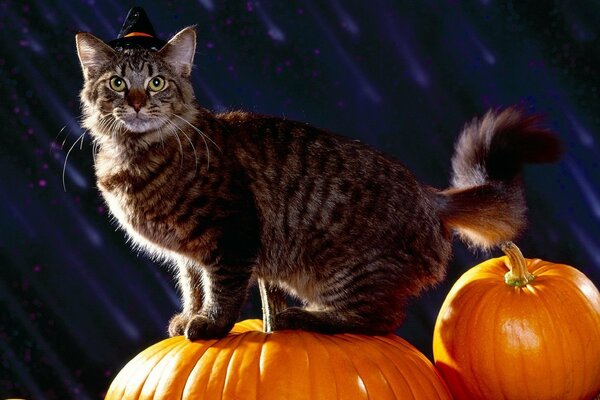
[75,26,561,340]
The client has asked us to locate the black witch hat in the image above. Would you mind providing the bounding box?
[107,7,166,51]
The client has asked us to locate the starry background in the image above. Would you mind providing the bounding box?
[1,1,599,398]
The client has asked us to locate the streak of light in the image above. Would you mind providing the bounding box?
[399,41,430,87]
[92,8,119,37]
[565,158,600,220]
[10,44,82,133]
[1,171,123,361]
[381,13,430,88]
[0,280,93,400]
[194,76,227,112]
[7,43,89,190]
[197,0,215,12]
[470,36,496,65]
[60,4,91,32]
[66,254,141,341]
[30,117,89,190]
[567,112,595,147]
[152,268,181,308]
[253,1,286,42]
[19,32,45,55]
[304,1,381,103]
[60,2,117,37]
[61,160,88,189]
[570,221,600,266]
[0,340,46,400]
[33,0,58,25]
[75,212,104,247]
[104,258,174,332]
[2,195,36,238]
[330,0,360,36]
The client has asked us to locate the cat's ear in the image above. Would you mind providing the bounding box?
[75,32,116,78]
[159,26,196,77]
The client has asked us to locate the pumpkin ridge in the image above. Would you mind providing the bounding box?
[107,336,182,398]
[357,335,419,399]
[220,331,253,399]
[559,273,600,395]
[206,334,242,398]
[322,333,369,399]
[332,335,395,400]
[473,278,502,399]
[298,331,338,399]
[183,335,234,398]
[360,336,414,398]
[179,339,221,398]
[139,338,191,398]
[131,338,189,398]
[307,334,345,399]
[371,335,450,398]
[531,279,563,397]
[254,331,269,400]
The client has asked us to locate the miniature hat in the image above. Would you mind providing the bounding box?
[107,7,166,51]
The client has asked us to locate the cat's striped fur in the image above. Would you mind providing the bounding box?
[76,27,561,340]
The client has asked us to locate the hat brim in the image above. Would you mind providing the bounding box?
[108,36,167,52]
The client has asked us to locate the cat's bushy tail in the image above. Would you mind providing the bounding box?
[438,107,562,249]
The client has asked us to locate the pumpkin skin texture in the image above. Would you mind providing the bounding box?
[433,255,600,400]
[106,319,451,399]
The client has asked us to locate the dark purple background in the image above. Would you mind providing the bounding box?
[1,1,599,398]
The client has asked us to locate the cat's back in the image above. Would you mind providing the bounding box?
[217,111,446,278]
[219,111,416,184]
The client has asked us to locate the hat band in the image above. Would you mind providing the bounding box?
[124,32,154,38]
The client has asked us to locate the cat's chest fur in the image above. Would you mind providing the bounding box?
[94,146,186,256]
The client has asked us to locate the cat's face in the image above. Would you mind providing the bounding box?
[76,27,197,142]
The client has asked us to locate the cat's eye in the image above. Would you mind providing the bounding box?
[109,76,127,92]
[148,76,166,92]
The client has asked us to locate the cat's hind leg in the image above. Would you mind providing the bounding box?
[273,262,411,335]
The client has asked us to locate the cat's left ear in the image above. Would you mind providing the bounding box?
[75,32,116,78]
[159,26,197,77]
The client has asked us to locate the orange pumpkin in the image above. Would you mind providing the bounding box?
[433,242,600,400]
[106,319,451,399]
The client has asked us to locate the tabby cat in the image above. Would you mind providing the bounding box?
[75,26,561,340]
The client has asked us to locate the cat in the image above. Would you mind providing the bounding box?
[75,26,561,340]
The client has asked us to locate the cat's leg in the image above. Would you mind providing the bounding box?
[273,262,408,335]
[168,258,204,337]
[173,258,253,341]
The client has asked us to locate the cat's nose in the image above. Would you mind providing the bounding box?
[127,90,147,113]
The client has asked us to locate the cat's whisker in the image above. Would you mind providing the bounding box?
[166,118,201,174]
[172,114,221,153]
[62,131,87,192]
[53,125,68,152]
[155,116,168,150]
[163,121,185,169]
[53,112,88,153]
[92,138,99,165]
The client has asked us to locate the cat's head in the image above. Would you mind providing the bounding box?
[75,27,197,142]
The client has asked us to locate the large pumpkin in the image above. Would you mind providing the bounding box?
[106,319,451,399]
[433,242,600,400]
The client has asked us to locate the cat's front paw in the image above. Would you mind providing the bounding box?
[168,312,233,340]
[168,312,190,337]
[185,314,233,341]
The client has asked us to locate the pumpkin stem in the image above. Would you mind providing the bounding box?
[258,278,287,333]
[500,242,535,287]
